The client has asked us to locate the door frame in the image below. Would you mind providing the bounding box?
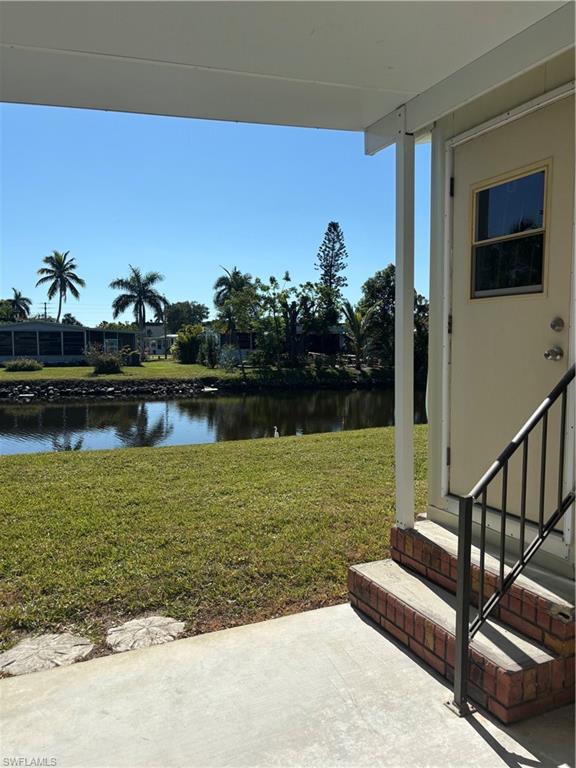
[439,81,575,560]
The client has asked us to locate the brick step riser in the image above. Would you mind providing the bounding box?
[349,567,575,724]
[391,527,575,657]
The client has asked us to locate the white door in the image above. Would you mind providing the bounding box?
[449,96,574,525]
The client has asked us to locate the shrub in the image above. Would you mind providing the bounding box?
[219,344,238,372]
[197,331,220,368]
[33,360,90,368]
[312,353,331,375]
[253,331,279,367]
[120,346,141,367]
[3,358,44,372]
[246,349,270,371]
[173,324,204,364]
[84,344,123,374]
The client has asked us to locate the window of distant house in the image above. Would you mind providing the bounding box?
[471,169,546,298]
[63,331,84,355]
[0,332,12,355]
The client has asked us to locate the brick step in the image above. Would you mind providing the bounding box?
[392,520,575,656]
[348,559,574,724]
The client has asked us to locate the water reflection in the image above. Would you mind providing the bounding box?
[0,389,426,455]
[52,435,84,452]
[114,403,174,448]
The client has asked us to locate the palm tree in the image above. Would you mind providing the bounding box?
[109,266,167,354]
[36,251,85,322]
[341,300,377,371]
[8,288,32,320]
[213,266,252,308]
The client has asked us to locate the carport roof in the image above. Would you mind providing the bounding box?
[0,1,572,135]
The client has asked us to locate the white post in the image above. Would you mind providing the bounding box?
[564,209,576,546]
[395,106,415,529]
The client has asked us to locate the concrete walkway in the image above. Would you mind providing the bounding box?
[1,604,573,768]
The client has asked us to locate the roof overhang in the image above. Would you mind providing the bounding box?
[364,1,575,154]
[0,2,572,134]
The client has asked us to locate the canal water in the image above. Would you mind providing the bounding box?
[0,389,427,455]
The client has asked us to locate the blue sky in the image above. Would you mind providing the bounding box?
[1,104,430,326]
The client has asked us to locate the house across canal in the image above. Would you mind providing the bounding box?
[0,321,138,364]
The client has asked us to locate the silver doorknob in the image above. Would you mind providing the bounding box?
[544,346,564,361]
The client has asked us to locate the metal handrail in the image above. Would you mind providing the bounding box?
[451,364,575,716]
[468,366,575,499]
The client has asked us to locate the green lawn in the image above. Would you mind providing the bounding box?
[0,360,239,382]
[0,359,388,387]
[0,426,427,651]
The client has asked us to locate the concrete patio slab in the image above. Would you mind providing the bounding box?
[1,604,573,768]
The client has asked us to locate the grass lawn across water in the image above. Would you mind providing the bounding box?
[0,360,238,382]
[0,359,389,386]
[0,426,427,652]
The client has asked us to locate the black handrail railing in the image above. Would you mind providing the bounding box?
[451,364,575,716]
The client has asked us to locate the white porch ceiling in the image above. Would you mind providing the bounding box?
[0,1,569,131]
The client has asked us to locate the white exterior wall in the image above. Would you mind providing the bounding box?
[426,51,575,576]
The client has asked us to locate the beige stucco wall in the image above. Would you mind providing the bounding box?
[426,50,575,575]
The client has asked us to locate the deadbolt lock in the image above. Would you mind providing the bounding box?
[550,317,565,332]
[544,346,564,361]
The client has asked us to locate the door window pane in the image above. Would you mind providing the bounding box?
[475,171,544,241]
[472,169,545,298]
[474,234,543,296]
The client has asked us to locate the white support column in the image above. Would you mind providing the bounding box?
[394,106,415,529]
[563,198,576,547]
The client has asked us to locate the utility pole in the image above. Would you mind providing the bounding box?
[43,302,47,319]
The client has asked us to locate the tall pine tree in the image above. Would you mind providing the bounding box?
[315,221,348,326]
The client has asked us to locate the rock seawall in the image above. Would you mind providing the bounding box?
[0,374,388,403]
[0,378,213,403]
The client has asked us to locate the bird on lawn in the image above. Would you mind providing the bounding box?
[273,426,280,438]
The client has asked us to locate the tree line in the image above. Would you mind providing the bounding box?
[1,222,428,381]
